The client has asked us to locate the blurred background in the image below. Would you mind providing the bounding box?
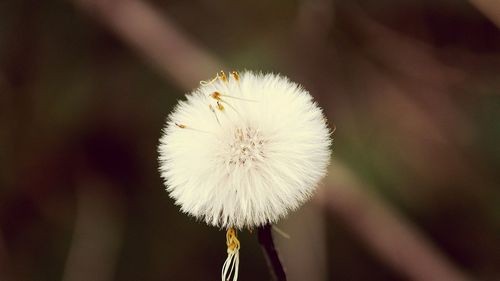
[1,0,499,280]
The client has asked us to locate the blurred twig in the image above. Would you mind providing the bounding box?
[62,182,124,281]
[469,0,500,29]
[275,3,334,280]
[73,0,222,89]
[317,162,471,281]
[274,203,327,281]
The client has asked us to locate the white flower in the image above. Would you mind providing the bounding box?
[158,70,331,229]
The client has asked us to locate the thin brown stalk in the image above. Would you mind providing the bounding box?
[257,224,287,281]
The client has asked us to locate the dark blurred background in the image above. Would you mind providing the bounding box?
[1,0,499,280]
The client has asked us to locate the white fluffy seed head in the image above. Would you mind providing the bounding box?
[158,71,331,229]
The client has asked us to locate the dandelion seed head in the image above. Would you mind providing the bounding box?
[159,71,332,229]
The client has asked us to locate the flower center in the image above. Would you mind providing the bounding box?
[227,127,266,166]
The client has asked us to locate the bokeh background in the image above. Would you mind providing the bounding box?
[1,0,500,280]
